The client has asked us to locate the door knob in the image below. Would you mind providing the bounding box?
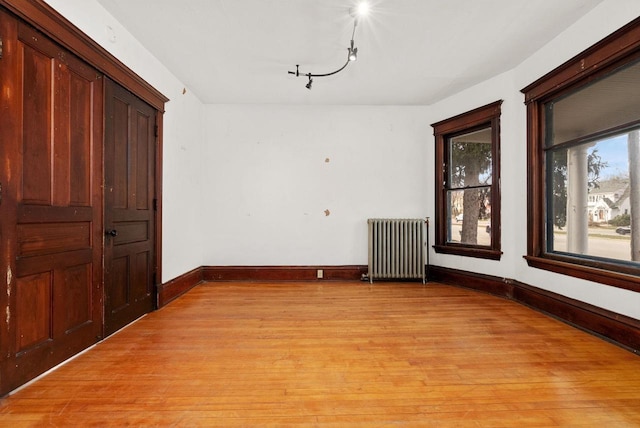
[105,229,118,237]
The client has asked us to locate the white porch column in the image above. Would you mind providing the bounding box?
[629,130,640,261]
[566,145,590,254]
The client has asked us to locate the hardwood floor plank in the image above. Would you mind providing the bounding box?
[1,281,639,426]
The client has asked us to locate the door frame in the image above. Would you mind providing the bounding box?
[0,2,166,302]
[0,0,167,394]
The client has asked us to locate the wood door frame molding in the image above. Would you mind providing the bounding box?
[0,0,168,111]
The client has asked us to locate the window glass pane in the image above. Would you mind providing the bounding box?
[523,17,640,290]
[447,188,492,246]
[448,127,492,188]
[546,59,640,147]
[547,131,639,263]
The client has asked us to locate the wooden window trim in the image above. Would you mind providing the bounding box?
[432,101,503,260]
[521,17,640,293]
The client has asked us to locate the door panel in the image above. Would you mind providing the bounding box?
[104,79,156,336]
[56,263,93,334]
[0,15,103,395]
[21,43,53,205]
[15,272,52,352]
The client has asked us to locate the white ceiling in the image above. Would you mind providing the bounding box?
[96,0,605,105]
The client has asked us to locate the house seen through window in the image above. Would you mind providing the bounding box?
[547,131,638,263]
[544,57,640,265]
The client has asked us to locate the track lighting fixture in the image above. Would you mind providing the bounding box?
[288,2,368,90]
[348,40,358,62]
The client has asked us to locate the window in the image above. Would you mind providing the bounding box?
[432,101,502,259]
[522,17,640,292]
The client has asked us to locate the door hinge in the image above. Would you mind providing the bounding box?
[154,124,158,138]
[0,36,3,59]
[152,198,158,211]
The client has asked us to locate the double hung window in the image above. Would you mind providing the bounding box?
[432,101,502,259]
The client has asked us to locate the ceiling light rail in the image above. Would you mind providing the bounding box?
[288,2,368,90]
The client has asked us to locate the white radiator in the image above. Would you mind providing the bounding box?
[367,218,428,284]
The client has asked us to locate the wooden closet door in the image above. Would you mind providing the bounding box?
[104,78,157,336]
[0,15,103,396]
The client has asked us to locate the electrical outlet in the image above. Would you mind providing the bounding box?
[317,269,323,279]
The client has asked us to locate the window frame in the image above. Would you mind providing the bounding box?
[521,17,640,293]
[432,101,503,260]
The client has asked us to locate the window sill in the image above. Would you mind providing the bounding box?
[524,255,640,293]
[434,244,502,260]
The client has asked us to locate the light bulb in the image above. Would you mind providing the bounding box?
[349,2,370,18]
[356,2,370,16]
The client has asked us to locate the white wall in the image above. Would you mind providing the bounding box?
[202,105,430,265]
[200,0,640,319]
[44,0,205,282]
[44,0,640,319]
[427,0,640,320]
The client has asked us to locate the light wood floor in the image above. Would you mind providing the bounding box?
[1,281,640,426]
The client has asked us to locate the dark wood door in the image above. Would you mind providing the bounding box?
[0,14,103,395]
[104,79,157,336]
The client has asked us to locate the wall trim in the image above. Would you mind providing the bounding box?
[157,267,203,308]
[429,265,640,353]
[158,265,368,308]
[202,265,368,282]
